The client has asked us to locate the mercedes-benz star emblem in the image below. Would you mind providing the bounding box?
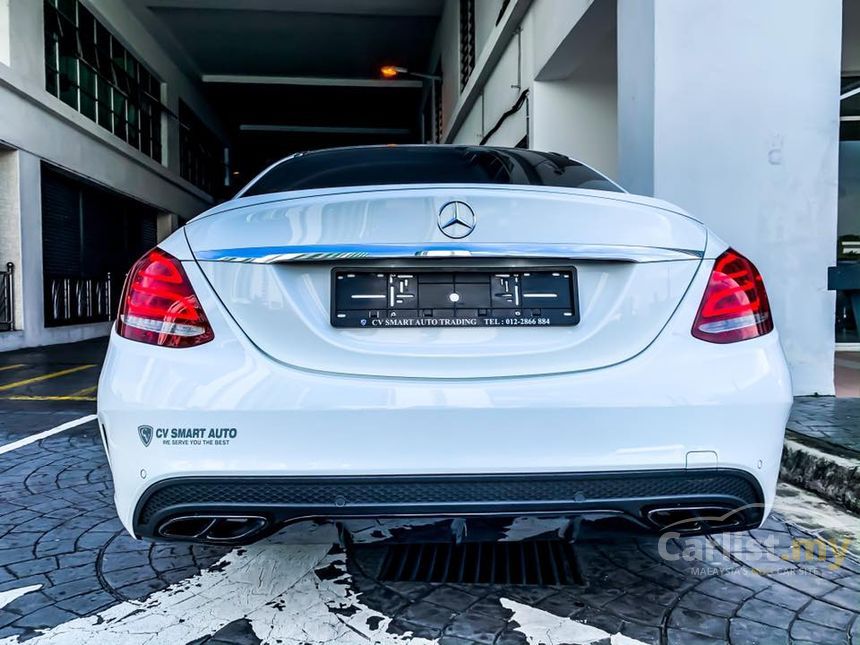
[437,201,476,239]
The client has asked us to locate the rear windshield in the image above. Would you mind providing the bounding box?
[241,146,622,197]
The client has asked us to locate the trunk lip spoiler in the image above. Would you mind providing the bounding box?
[193,243,703,264]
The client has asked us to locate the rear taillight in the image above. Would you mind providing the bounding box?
[116,248,214,348]
[691,248,773,344]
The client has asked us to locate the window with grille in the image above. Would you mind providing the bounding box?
[179,101,224,196]
[459,0,475,89]
[44,0,163,162]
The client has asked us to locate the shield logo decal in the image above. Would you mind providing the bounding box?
[138,425,153,447]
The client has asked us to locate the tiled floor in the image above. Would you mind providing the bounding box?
[789,396,860,455]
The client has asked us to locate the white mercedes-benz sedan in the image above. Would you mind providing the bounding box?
[97,145,792,545]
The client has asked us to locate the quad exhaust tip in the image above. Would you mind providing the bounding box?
[158,515,269,542]
[646,505,743,533]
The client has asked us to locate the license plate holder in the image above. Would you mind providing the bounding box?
[331,267,579,328]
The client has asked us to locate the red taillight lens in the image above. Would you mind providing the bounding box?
[691,248,773,344]
[116,248,214,348]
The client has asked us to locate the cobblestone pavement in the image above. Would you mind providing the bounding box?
[0,341,857,644]
[789,397,860,455]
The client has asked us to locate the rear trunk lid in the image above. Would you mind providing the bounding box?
[185,185,706,378]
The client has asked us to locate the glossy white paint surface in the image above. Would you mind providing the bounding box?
[183,185,708,256]
[198,259,699,379]
[98,186,793,537]
[183,185,707,378]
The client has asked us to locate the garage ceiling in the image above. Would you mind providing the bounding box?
[128,1,445,190]
[136,0,443,77]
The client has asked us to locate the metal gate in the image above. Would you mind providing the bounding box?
[44,273,114,327]
[0,262,13,332]
[41,164,156,327]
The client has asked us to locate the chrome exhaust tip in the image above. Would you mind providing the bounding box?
[646,505,743,533]
[158,515,269,542]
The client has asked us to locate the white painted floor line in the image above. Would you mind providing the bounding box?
[0,585,42,611]
[0,542,438,645]
[0,414,98,455]
[0,537,656,645]
[502,598,647,645]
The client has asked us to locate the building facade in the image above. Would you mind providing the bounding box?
[435,0,845,396]
[0,0,225,351]
[0,0,852,397]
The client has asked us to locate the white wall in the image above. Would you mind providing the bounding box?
[453,96,485,144]
[438,0,530,147]
[433,0,532,146]
[618,0,842,396]
[475,0,504,60]
[442,0,615,158]
[616,0,654,197]
[531,0,597,78]
[481,24,528,146]
[532,31,617,178]
[0,0,9,67]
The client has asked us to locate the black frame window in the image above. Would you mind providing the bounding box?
[179,101,224,196]
[44,0,163,162]
[459,0,476,89]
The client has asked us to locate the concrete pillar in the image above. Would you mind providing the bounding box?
[0,149,46,351]
[17,151,45,347]
[0,148,22,334]
[617,0,842,396]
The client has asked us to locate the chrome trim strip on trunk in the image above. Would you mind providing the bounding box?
[193,243,703,264]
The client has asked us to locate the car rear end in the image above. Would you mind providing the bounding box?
[97,147,792,545]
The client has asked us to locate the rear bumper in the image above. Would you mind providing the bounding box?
[98,250,793,541]
[99,325,792,540]
[134,469,765,544]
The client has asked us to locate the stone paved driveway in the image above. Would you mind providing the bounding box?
[0,341,858,643]
[789,397,860,455]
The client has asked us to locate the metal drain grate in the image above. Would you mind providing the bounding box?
[374,541,583,586]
